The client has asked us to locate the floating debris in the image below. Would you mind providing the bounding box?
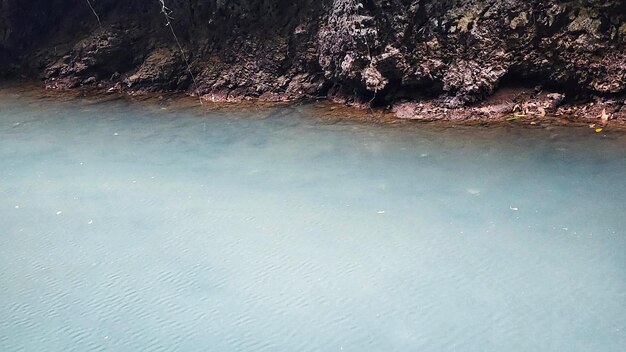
[595,128,603,133]
[56,211,63,215]
[377,210,386,214]
[88,220,93,225]
[537,107,546,117]
[600,109,610,124]
[510,206,519,211]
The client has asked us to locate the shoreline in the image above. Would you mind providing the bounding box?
[2,79,626,133]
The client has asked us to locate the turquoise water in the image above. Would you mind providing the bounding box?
[1,90,625,351]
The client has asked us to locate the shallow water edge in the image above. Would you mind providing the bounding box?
[3,80,626,132]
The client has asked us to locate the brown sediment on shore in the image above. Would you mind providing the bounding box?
[3,80,626,133]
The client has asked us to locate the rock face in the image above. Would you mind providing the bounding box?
[1,0,625,119]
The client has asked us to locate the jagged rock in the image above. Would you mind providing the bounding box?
[43,27,136,88]
[125,48,187,91]
[0,0,624,117]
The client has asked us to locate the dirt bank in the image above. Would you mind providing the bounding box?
[1,1,625,123]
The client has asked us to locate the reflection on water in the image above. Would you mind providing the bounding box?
[1,90,625,351]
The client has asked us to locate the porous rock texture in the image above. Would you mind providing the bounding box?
[1,0,625,120]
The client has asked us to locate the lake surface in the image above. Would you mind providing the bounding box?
[1,88,625,351]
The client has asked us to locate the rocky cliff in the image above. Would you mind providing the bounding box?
[1,0,625,120]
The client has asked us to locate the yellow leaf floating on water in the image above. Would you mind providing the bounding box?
[595,128,603,133]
